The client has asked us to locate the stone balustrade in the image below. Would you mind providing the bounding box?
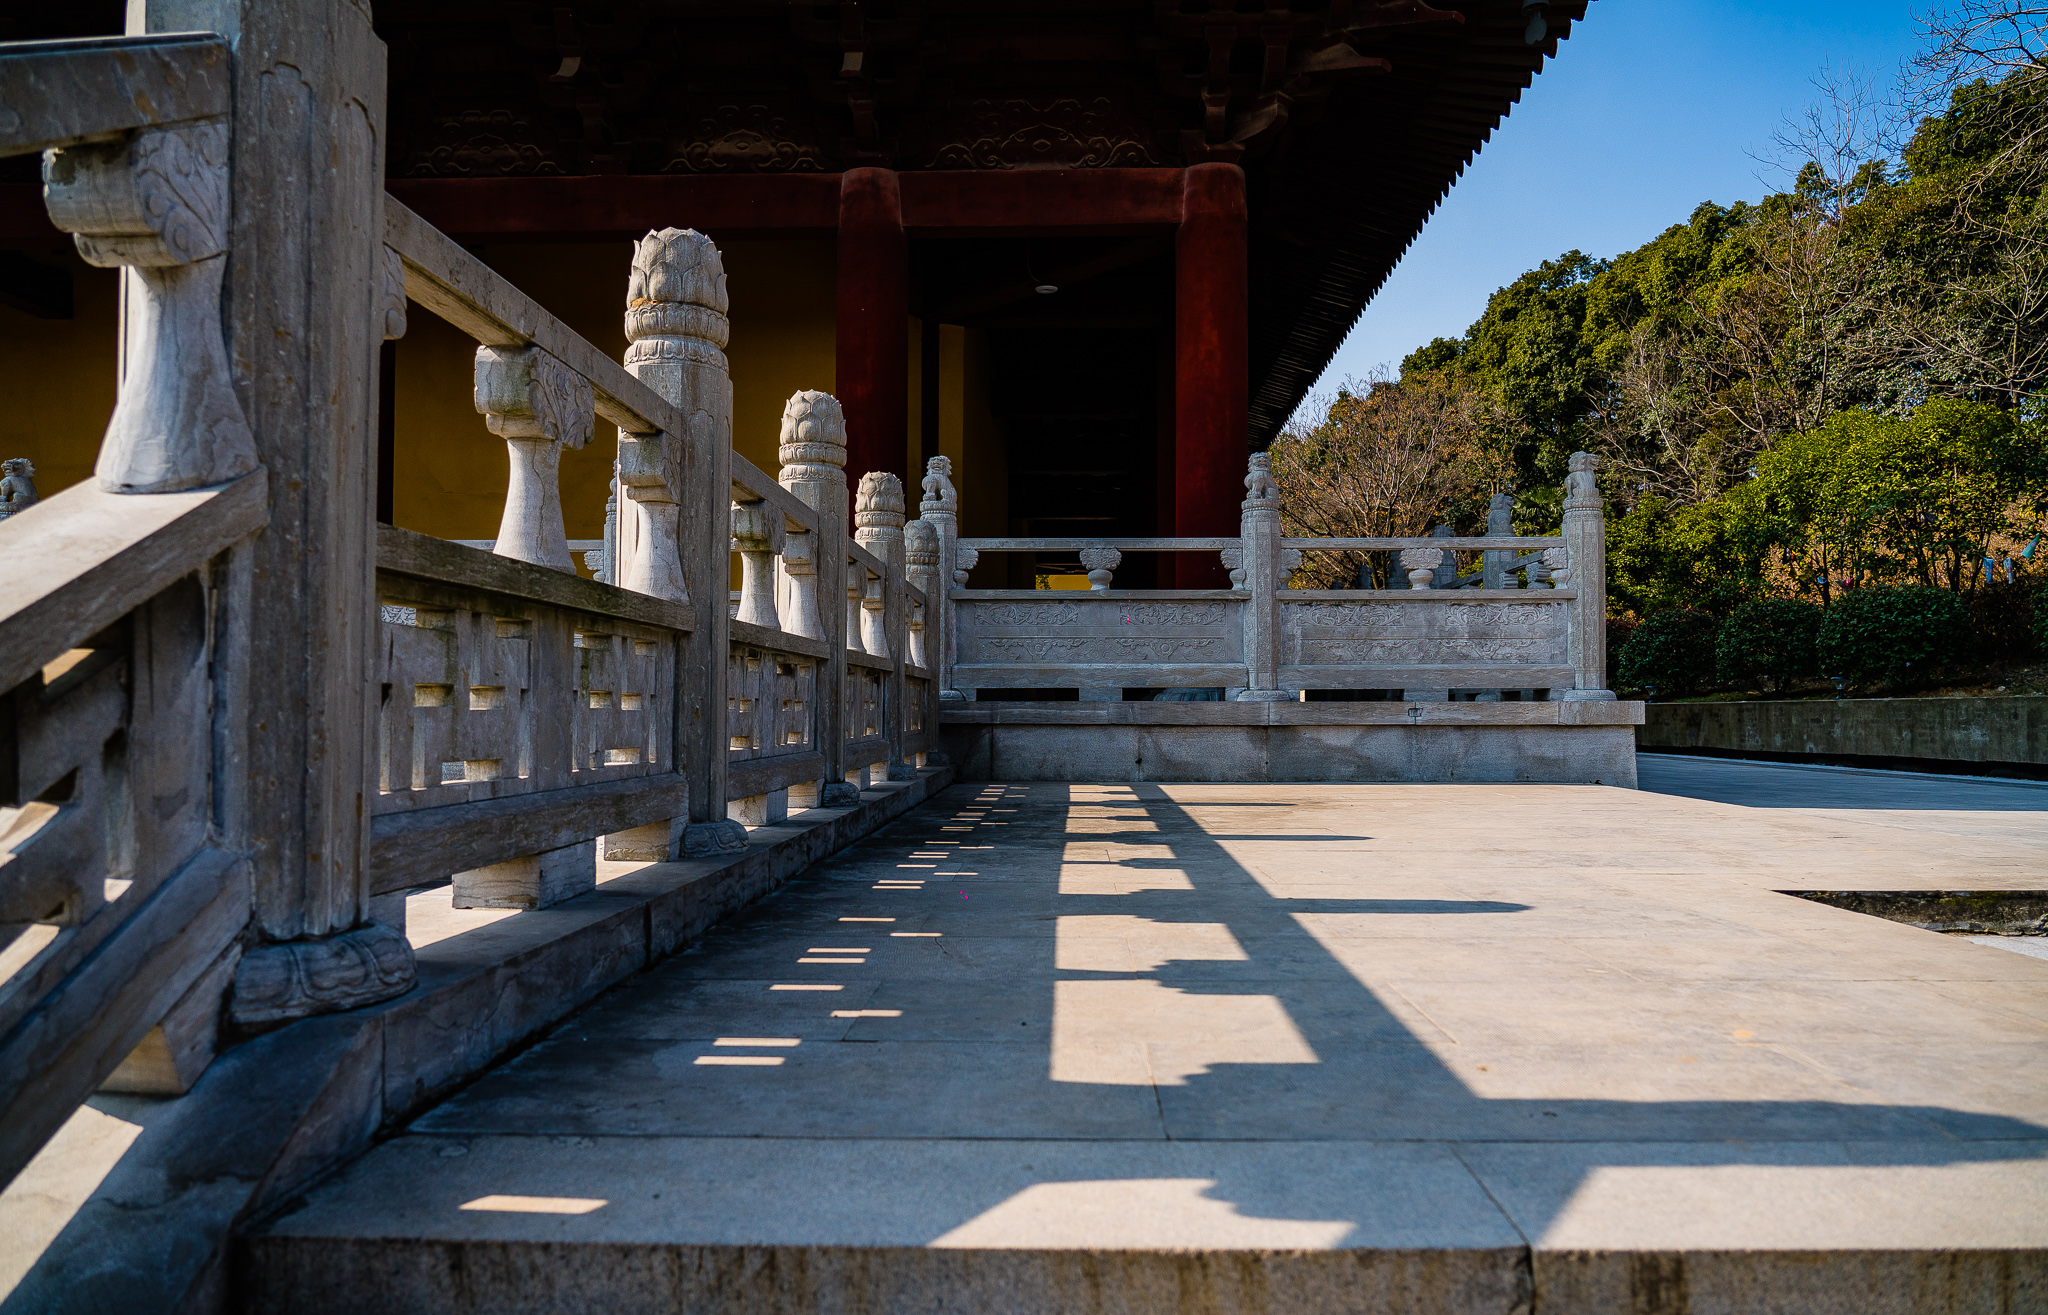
[947,456,1609,705]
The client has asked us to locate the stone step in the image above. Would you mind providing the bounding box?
[242,1132,2048,1315]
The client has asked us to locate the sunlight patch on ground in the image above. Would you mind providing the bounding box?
[0,1103,144,1298]
[929,1177,1352,1249]
[1051,979,1317,1085]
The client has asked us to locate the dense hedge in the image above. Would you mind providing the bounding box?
[1715,599,1822,692]
[1966,580,2042,662]
[1616,608,1719,695]
[1816,586,1969,687]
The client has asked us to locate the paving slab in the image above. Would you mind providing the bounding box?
[248,771,2048,1313]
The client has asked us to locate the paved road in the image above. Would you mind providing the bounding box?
[251,778,2048,1311]
[1639,752,2048,812]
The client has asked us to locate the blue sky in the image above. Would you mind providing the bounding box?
[1304,0,1930,411]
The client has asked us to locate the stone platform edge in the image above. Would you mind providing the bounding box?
[1,766,955,1315]
[941,700,1645,727]
[940,702,1642,786]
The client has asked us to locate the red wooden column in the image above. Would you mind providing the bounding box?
[1173,163,1248,589]
[837,167,909,489]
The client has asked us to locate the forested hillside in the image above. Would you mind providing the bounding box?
[1274,15,2048,694]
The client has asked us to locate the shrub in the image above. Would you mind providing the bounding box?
[1816,586,1969,687]
[1715,599,1823,692]
[1966,579,2041,663]
[1617,608,1720,696]
[1604,617,1638,688]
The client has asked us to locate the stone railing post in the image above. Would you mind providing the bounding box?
[776,390,858,807]
[778,530,824,639]
[474,345,594,572]
[906,520,939,671]
[1562,451,1613,700]
[845,562,869,655]
[91,0,417,1020]
[855,471,914,779]
[1482,491,1515,590]
[918,456,964,701]
[621,226,740,854]
[1235,452,1287,701]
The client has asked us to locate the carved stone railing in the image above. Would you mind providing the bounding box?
[947,453,1612,703]
[1,31,293,1188]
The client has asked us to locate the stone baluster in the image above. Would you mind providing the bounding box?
[915,456,960,701]
[776,390,858,806]
[44,117,258,494]
[1219,547,1245,589]
[731,500,783,629]
[1482,492,1515,590]
[1079,548,1122,591]
[1536,545,1564,589]
[845,561,869,654]
[473,345,594,573]
[1399,548,1438,590]
[1235,452,1288,702]
[1561,451,1613,700]
[780,530,824,640]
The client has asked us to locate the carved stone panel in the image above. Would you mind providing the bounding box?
[729,646,816,761]
[955,598,1241,666]
[1280,599,1569,667]
[374,576,676,814]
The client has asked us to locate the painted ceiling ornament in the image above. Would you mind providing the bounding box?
[927,98,1161,170]
[672,103,828,173]
[407,109,566,178]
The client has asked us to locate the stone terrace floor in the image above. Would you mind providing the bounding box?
[248,758,2048,1312]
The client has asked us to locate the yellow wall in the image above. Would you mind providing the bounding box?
[392,237,839,544]
[2,233,1014,566]
[0,250,117,498]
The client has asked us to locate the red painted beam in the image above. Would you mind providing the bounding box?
[1173,163,1248,590]
[898,169,1184,236]
[386,175,842,239]
[837,169,909,492]
[381,169,1187,240]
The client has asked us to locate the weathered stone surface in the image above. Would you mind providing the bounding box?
[240,774,2048,1314]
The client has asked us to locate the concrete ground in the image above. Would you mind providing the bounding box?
[246,762,2048,1314]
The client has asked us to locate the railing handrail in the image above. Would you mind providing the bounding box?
[961,537,1241,551]
[1282,536,1563,550]
[0,32,229,159]
[0,472,267,693]
[383,196,675,441]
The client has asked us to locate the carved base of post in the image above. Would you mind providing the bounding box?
[682,819,749,857]
[820,781,861,808]
[454,840,596,909]
[604,819,684,862]
[1562,688,1617,701]
[1234,688,1291,702]
[230,924,417,1028]
[886,759,917,780]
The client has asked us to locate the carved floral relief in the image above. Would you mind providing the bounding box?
[919,97,1162,169]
